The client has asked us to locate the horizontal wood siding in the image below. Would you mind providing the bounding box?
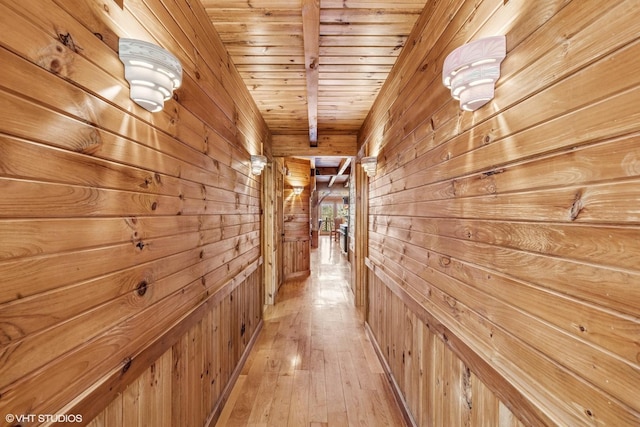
[361,0,640,426]
[0,0,268,425]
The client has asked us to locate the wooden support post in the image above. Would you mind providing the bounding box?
[352,160,368,308]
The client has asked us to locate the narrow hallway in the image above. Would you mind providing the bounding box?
[216,236,407,426]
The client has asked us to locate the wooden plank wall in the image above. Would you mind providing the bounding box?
[0,0,269,425]
[367,269,525,427]
[360,0,640,426]
[85,267,262,427]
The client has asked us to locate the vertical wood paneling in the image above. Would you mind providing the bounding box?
[367,271,525,427]
[362,0,640,426]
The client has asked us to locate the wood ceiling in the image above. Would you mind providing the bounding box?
[203,0,427,151]
[203,0,427,190]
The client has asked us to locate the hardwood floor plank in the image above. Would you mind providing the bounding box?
[360,333,385,374]
[339,350,371,426]
[227,349,268,426]
[217,236,407,426]
[247,371,279,424]
[287,369,310,425]
[324,347,350,427]
[266,375,294,427]
[214,376,246,427]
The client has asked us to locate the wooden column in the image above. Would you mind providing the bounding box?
[262,160,276,305]
[262,158,285,305]
[310,186,319,248]
[352,160,368,308]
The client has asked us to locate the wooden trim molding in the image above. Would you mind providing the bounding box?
[205,319,264,427]
[284,269,311,281]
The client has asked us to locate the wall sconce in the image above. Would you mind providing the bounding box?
[361,156,377,178]
[442,35,506,111]
[251,155,267,175]
[293,186,304,195]
[119,38,182,113]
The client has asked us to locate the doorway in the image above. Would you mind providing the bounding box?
[319,200,348,235]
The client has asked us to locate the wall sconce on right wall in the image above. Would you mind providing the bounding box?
[361,156,377,178]
[442,35,506,111]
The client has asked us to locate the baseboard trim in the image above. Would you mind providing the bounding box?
[365,321,418,427]
[205,318,264,427]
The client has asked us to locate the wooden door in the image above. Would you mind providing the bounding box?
[282,158,311,280]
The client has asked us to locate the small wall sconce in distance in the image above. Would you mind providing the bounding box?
[119,38,183,113]
[442,35,506,111]
[361,156,377,178]
[251,155,267,175]
[293,186,304,195]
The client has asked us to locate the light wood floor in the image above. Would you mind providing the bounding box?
[216,236,407,427]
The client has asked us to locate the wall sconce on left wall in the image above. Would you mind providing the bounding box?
[251,155,267,175]
[442,35,506,111]
[293,186,304,195]
[119,38,183,113]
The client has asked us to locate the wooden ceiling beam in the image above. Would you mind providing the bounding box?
[272,134,357,157]
[315,182,349,194]
[302,0,320,146]
[314,167,340,175]
[328,157,352,188]
[207,0,427,140]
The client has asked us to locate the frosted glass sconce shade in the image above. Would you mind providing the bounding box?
[293,186,304,195]
[119,38,182,113]
[442,36,506,111]
[361,156,377,178]
[251,155,267,175]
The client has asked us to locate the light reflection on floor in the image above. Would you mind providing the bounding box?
[216,235,406,426]
[313,235,352,307]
